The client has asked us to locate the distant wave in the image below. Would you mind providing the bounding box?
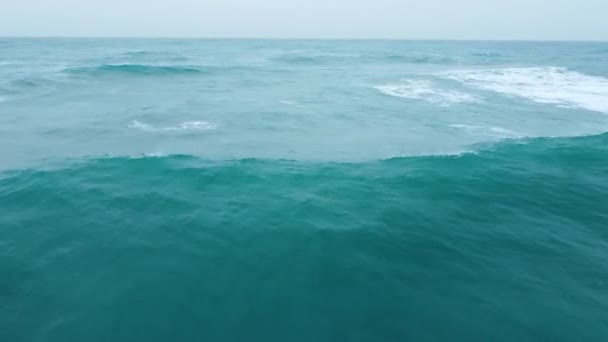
[10,79,44,88]
[94,51,191,64]
[375,80,479,106]
[270,50,367,65]
[382,53,456,64]
[590,48,608,54]
[65,64,205,76]
[119,51,177,58]
[441,67,608,113]
[272,52,456,65]
[471,52,504,58]
[128,120,218,132]
[272,55,319,64]
[1,76,63,98]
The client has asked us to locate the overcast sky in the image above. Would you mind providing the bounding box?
[1,0,607,40]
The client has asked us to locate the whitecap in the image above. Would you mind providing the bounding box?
[177,121,217,130]
[375,80,478,106]
[128,120,217,132]
[441,67,608,113]
[143,152,168,158]
[449,124,523,138]
[127,120,152,130]
[128,152,167,159]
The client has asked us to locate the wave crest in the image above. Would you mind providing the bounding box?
[4,133,607,174]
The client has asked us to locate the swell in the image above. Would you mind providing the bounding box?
[1,131,607,287]
[2,133,607,336]
[62,63,265,78]
[64,64,206,76]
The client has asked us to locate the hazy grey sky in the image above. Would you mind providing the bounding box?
[1,0,607,40]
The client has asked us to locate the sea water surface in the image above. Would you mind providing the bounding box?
[1,39,608,341]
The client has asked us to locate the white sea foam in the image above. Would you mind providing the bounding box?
[128,152,168,159]
[177,121,217,130]
[142,152,168,158]
[441,67,608,113]
[128,120,152,130]
[449,124,523,138]
[375,80,478,106]
[128,120,217,132]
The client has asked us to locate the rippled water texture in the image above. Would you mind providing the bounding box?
[1,39,608,342]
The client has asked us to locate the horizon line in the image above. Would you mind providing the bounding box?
[1,35,607,43]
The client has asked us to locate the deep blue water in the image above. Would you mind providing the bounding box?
[1,39,608,341]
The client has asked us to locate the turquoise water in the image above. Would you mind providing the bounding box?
[1,39,608,341]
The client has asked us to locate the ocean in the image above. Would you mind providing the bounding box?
[1,39,607,341]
